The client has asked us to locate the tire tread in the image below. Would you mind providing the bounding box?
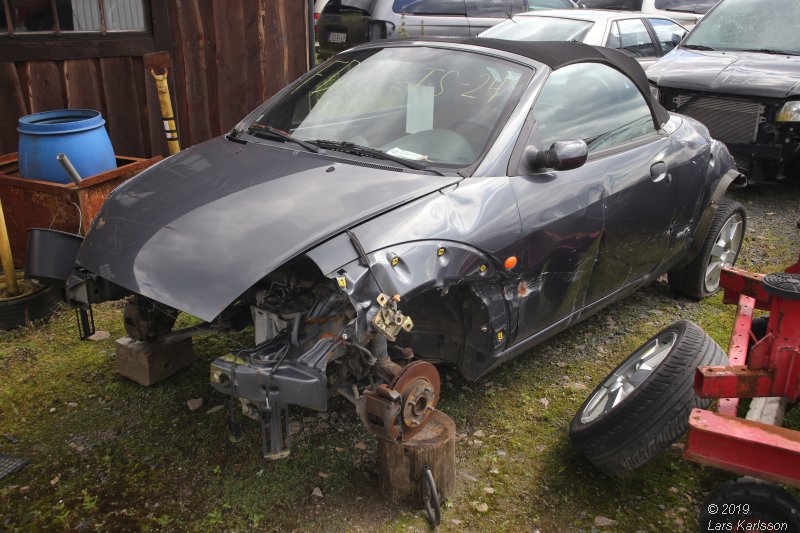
[569,321,728,475]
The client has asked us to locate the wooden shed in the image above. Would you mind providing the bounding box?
[0,0,312,158]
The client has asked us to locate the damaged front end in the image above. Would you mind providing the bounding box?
[206,255,441,459]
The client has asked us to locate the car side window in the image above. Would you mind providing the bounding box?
[465,0,525,17]
[532,62,655,154]
[579,0,642,10]
[648,18,686,54]
[607,18,657,58]
[526,0,576,10]
[392,0,468,14]
[654,0,714,14]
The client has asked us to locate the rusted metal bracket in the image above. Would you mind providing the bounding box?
[355,384,403,442]
[371,293,413,341]
[695,365,774,398]
[720,267,770,308]
[717,294,755,416]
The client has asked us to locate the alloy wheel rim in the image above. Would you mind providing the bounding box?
[704,213,744,293]
[580,331,678,424]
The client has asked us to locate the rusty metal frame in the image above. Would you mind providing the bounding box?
[717,294,755,416]
[685,408,800,487]
[684,258,800,488]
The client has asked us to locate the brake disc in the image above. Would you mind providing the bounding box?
[390,360,441,440]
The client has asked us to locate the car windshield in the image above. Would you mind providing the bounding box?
[480,16,593,41]
[248,46,532,168]
[683,0,800,55]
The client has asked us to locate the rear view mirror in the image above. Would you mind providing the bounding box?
[523,139,588,173]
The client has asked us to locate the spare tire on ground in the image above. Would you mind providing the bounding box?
[569,320,728,476]
[0,271,62,330]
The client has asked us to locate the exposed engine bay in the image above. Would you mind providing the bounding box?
[125,254,445,460]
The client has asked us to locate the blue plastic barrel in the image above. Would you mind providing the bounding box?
[17,109,116,184]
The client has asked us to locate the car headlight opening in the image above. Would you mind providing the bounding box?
[776,101,800,122]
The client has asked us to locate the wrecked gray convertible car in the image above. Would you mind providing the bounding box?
[35,39,745,458]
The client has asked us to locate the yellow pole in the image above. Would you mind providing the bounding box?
[149,68,181,155]
[0,197,18,296]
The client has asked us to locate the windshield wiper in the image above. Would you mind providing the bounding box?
[244,124,322,153]
[310,140,446,176]
[682,44,716,51]
[737,48,798,56]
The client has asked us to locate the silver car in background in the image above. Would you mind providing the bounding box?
[480,9,687,68]
[317,0,579,58]
[577,0,715,29]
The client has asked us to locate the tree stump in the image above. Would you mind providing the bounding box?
[377,410,456,505]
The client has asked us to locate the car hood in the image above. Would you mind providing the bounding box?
[77,136,460,321]
[648,48,800,98]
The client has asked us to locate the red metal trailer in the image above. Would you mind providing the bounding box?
[685,247,800,486]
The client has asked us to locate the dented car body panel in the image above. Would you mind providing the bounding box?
[77,136,460,322]
[47,39,742,457]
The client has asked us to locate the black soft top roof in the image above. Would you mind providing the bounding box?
[367,37,671,127]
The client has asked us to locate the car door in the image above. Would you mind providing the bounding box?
[606,18,660,68]
[646,17,687,57]
[510,61,679,340]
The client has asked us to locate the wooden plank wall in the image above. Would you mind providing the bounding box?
[0,0,309,158]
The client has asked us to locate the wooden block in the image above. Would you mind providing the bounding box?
[378,410,456,506]
[115,336,193,386]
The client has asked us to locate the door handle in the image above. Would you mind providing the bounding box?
[650,161,669,183]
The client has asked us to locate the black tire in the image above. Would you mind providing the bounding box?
[669,200,746,300]
[569,320,728,476]
[699,478,800,533]
[749,315,769,352]
[0,284,61,330]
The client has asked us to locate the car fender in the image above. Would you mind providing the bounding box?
[683,140,745,264]
[307,238,512,377]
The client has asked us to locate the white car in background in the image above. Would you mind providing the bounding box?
[577,0,715,28]
[480,10,687,68]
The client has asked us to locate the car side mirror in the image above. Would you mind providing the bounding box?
[523,139,588,173]
[671,31,686,46]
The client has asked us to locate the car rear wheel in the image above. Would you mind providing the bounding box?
[668,200,746,300]
[569,320,728,476]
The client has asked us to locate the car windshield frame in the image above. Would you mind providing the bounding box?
[241,44,535,172]
[682,0,800,56]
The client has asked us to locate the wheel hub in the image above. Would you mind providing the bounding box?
[580,332,678,424]
[391,361,441,439]
[705,213,744,293]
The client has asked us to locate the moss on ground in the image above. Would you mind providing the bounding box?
[1,182,799,531]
